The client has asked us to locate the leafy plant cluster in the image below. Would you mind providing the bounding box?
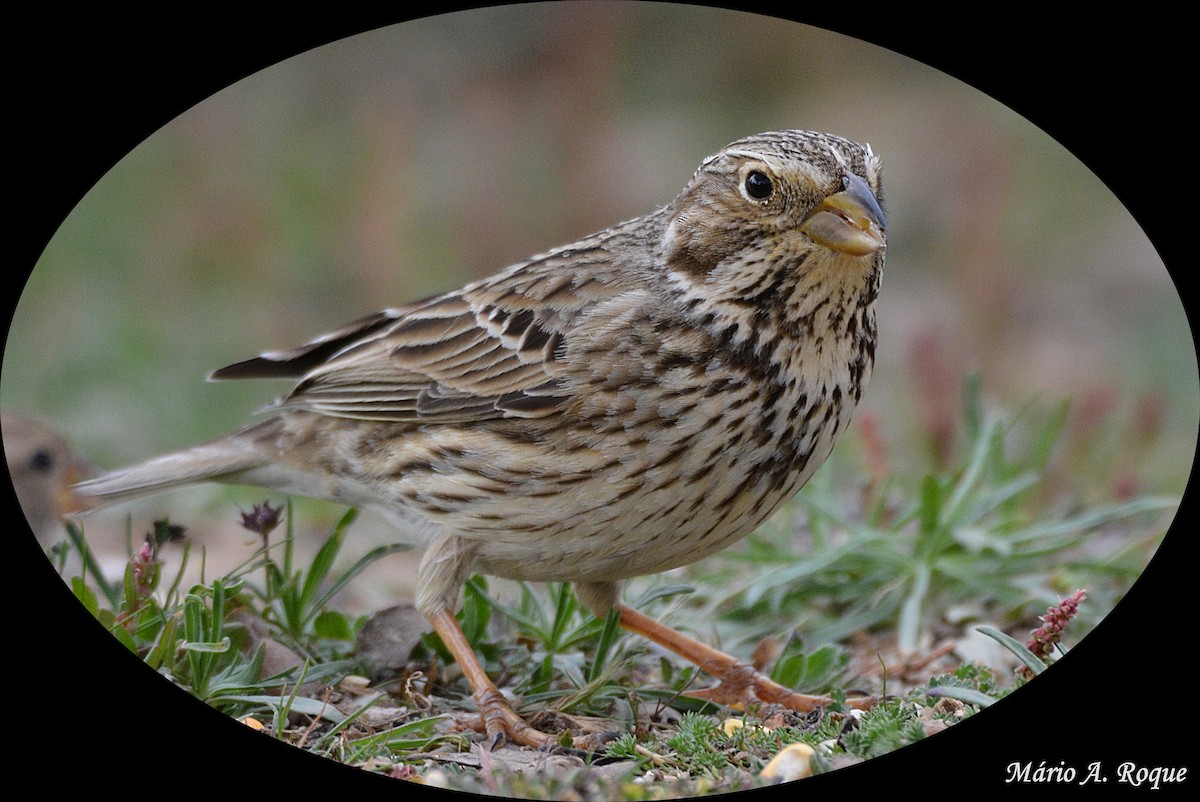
[61,504,423,758]
[678,378,1172,657]
[50,380,1176,792]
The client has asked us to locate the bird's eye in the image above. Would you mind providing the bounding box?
[744,170,773,200]
[30,448,55,473]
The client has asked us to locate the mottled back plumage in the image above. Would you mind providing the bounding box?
[75,129,886,618]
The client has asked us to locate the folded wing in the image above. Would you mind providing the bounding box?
[209,251,626,423]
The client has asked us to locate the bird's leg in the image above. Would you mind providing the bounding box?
[616,604,874,712]
[428,608,558,749]
[419,535,560,748]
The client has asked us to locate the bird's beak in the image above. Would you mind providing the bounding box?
[59,458,99,515]
[800,174,886,256]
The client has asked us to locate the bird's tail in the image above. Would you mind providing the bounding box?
[72,423,276,507]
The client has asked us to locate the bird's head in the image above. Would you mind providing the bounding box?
[662,129,886,296]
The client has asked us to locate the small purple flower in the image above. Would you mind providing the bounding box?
[239,500,283,538]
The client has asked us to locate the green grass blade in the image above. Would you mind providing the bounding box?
[1003,497,1176,544]
[346,715,452,751]
[941,418,1000,529]
[70,575,99,617]
[219,694,347,722]
[1027,398,1070,474]
[976,625,1046,675]
[282,499,295,579]
[916,474,943,553]
[182,593,213,696]
[587,608,622,684]
[464,578,545,636]
[926,685,996,708]
[64,522,119,607]
[309,542,413,615]
[460,577,494,644]
[898,564,931,653]
[180,637,232,653]
[631,584,696,607]
[299,521,349,614]
[163,537,193,606]
[548,583,577,649]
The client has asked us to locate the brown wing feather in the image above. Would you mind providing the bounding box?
[207,308,410,381]
[206,241,634,423]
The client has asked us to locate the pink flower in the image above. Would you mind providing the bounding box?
[1027,589,1087,660]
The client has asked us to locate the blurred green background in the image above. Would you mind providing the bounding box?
[4,5,1195,512]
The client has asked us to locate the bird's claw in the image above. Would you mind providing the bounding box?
[684,659,877,713]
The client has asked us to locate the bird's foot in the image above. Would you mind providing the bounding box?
[473,686,560,749]
[684,659,877,712]
[614,603,876,715]
[472,688,616,753]
[430,607,615,753]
